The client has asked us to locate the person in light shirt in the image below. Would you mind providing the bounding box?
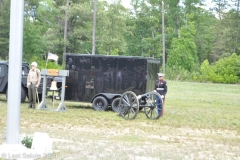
[154,73,167,116]
[27,62,41,109]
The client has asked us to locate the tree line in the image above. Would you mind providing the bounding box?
[0,0,239,83]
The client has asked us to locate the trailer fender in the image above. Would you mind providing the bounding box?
[91,93,121,105]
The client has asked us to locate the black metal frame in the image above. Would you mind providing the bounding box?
[118,91,163,120]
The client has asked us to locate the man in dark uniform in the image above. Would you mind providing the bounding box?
[154,73,167,116]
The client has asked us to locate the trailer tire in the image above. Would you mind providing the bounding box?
[57,89,62,100]
[37,93,42,102]
[6,86,27,103]
[111,97,121,113]
[92,96,108,111]
[21,87,27,102]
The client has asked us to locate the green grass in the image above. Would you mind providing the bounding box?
[0,81,240,159]
[166,81,240,130]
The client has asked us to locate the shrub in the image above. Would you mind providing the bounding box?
[21,136,33,148]
[199,53,240,84]
[212,53,240,83]
[211,73,224,83]
[166,65,193,81]
[200,60,213,82]
[192,71,201,82]
[223,74,239,84]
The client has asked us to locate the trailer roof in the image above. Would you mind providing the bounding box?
[66,54,160,64]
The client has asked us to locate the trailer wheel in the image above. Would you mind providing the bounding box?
[56,89,61,100]
[6,86,27,103]
[21,87,27,102]
[111,97,121,113]
[92,96,108,111]
[37,93,42,102]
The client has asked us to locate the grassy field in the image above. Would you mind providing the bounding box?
[0,81,240,160]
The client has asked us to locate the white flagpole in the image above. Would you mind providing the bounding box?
[6,0,24,144]
[45,53,49,68]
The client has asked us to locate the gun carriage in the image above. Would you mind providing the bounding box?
[117,91,163,120]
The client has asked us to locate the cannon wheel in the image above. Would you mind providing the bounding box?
[144,91,162,120]
[119,91,139,120]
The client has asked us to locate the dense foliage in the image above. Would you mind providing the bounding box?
[196,53,240,83]
[0,0,239,83]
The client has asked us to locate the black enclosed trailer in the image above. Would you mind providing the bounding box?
[65,54,160,111]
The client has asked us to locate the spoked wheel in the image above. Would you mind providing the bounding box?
[144,91,162,120]
[119,91,139,120]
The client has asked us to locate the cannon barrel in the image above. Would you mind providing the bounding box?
[137,93,150,99]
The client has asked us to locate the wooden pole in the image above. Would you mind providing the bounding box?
[92,0,97,55]
[162,1,165,74]
[63,0,69,68]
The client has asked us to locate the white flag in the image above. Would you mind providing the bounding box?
[47,53,59,61]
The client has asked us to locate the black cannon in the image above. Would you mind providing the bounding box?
[118,91,163,120]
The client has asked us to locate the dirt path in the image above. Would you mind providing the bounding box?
[39,125,240,160]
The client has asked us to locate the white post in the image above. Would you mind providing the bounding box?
[6,0,24,144]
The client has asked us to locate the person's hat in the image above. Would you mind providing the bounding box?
[31,62,37,67]
[157,73,164,77]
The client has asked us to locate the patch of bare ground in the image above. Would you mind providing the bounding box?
[28,124,240,160]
